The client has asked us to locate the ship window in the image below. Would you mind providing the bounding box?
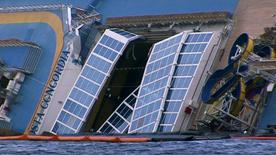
[52,122,75,134]
[117,104,132,119]
[158,125,173,132]
[76,77,99,96]
[164,101,182,112]
[64,99,87,118]
[171,77,192,89]
[140,77,168,96]
[203,33,213,42]
[58,110,81,130]
[160,113,177,124]
[125,95,136,107]
[110,28,137,39]
[109,114,123,128]
[94,44,118,61]
[146,54,175,74]
[181,43,207,53]
[178,53,202,64]
[100,35,108,44]
[133,100,160,119]
[143,66,171,85]
[100,34,125,52]
[137,89,164,108]
[81,66,105,85]
[87,55,111,73]
[115,42,124,51]
[166,89,187,101]
[69,88,94,107]
[100,123,116,133]
[174,66,197,76]
[199,44,207,52]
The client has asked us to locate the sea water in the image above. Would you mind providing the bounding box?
[0,139,276,154]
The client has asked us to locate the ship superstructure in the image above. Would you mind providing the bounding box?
[0,0,275,136]
[0,2,236,135]
[97,30,227,134]
[50,29,142,134]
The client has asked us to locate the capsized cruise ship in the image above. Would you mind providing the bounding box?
[0,0,275,137]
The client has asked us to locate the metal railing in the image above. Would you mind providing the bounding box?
[0,4,70,13]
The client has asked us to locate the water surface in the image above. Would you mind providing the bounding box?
[0,140,275,154]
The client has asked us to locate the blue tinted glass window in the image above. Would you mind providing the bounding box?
[186,33,212,43]
[167,89,187,101]
[94,44,118,61]
[115,42,124,51]
[117,121,128,132]
[178,54,202,64]
[197,34,206,42]
[81,66,105,85]
[64,99,87,118]
[138,88,164,107]
[69,88,94,107]
[160,113,177,124]
[191,44,201,52]
[100,35,108,44]
[191,34,200,42]
[164,101,182,112]
[171,77,192,89]
[52,122,75,134]
[109,113,123,126]
[117,104,132,119]
[100,34,125,52]
[181,44,193,53]
[58,110,81,130]
[140,77,168,96]
[181,43,208,53]
[203,33,213,42]
[146,54,175,74]
[174,66,197,76]
[110,28,136,38]
[76,77,99,96]
[87,55,111,73]
[143,66,170,85]
[199,43,207,52]
[109,40,118,50]
[158,125,173,132]
[133,101,160,119]
[100,124,115,133]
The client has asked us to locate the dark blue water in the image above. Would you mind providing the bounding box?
[0,140,275,155]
